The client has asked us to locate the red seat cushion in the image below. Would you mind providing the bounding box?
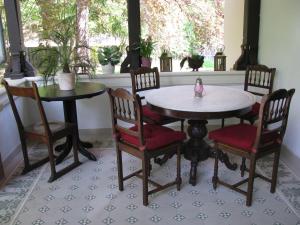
[142,105,171,123]
[120,124,186,151]
[252,102,260,115]
[242,102,260,117]
[208,124,257,152]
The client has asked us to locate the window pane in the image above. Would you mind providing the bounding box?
[140,0,224,72]
[20,0,128,75]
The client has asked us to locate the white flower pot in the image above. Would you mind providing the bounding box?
[57,72,75,90]
[102,63,115,74]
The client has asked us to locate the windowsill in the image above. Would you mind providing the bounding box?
[91,70,243,79]
[0,70,245,111]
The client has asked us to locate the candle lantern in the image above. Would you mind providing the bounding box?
[214,45,226,71]
[160,56,172,72]
[159,49,173,72]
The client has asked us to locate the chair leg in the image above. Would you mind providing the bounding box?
[240,157,246,177]
[212,149,219,189]
[176,145,182,191]
[47,142,57,182]
[246,156,256,206]
[116,146,124,191]
[20,138,31,174]
[271,151,280,193]
[180,119,184,132]
[142,153,149,206]
[221,119,225,128]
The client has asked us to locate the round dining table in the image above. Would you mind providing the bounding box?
[38,82,107,164]
[145,85,256,186]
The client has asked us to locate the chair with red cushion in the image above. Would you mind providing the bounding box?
[108,88,186,206]
[130,67,185,165]
[130,67,184,130]
[210,88,295,206]
[222,64,276,127]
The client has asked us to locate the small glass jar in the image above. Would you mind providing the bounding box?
[194,78,204,97]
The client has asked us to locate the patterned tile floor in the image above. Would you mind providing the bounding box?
[1,131,300,225]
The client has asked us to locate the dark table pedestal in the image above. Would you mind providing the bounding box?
[55,100,96,164]
[182,120,237,186]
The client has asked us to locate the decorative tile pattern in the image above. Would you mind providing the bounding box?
[1,134,300,225]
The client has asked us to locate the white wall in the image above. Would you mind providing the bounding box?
[0,98,33,160]
[224,0,244,70]
[259,0,300,158]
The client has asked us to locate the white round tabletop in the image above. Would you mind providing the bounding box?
[144,85,256,120]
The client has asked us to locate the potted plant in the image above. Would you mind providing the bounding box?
[53,17,76,90]
[140,36,155,68]
[98,46,122,74]
[36,6,76,90]
[180,54,205,71]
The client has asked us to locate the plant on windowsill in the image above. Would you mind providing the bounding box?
[140,36,155,68]
[181,22,205,71]
[180,53,205,71]
[98,45,122,74]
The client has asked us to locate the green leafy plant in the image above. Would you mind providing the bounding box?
[38,3,76,73]
[140,36,155,58]
[31,46,59,86]
[180,54,205,71]
[97,46,122,66]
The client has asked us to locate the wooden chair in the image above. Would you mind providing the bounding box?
[130,67,185,165]
[130,67,184,130]
[108,88,186,206]
[222,65,276,177]
[2,80,80,182]
[210,88,295,206]
[222,64,276,127]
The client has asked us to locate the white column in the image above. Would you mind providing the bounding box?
[224,0,245,70]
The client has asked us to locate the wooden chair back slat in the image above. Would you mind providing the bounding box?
[6,86,35,98]
[130,67,160,94]
[2,80,51,136]
[244,65,276,95]
[254,89,295,151]
[108,88,144,146]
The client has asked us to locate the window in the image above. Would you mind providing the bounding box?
[20,0,128,74]
[140,0,225,71]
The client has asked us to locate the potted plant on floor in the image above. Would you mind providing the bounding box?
[98,46,122,74]
[140,36,155,68]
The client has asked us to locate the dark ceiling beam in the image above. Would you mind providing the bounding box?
[234,0,261,70]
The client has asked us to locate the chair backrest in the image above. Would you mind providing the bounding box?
[130,67,160,95]
[2,80,51,137]
[107,88,145,147]
[244,64,276,96]
[253,88,295,152]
